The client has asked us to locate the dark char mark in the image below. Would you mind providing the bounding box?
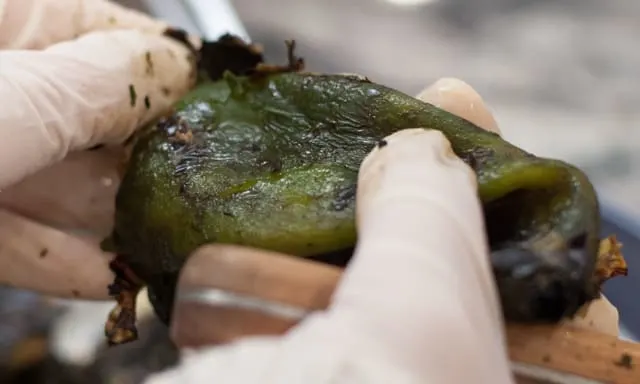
[332,185,356,211]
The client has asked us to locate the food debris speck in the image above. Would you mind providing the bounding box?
[39,248,48,258]
[145,51,154,75]
[129,85,137,107]
[108,16,116,24]
[377,139,387,148]
[88,144,105,151]
[144,95,151,110]
[614,353,633,369]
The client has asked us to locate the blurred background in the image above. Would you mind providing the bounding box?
[233,0,640,190]
[2,0,640,382]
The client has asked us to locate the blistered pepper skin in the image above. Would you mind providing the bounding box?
[110,73,600,324]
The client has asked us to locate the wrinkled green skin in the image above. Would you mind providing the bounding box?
[109,73,601,325]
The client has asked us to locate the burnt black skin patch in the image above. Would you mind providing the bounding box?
[332,185,356,211]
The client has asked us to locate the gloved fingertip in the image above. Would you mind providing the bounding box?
[372,128,456,158]
[36,29,197,150]
[0,209,115,299]
[363,128,458,169]
[358,128,474,207]
[417,77,501,135]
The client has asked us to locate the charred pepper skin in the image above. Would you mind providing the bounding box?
[109,72,601,327]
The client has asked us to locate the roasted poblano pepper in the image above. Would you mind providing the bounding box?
[103,41,626,346]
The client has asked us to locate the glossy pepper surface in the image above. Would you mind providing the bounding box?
[105,69,607,335]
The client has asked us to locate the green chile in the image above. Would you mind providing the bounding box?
[108,72,600,325]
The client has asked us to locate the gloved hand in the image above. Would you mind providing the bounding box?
[0,0,198,298]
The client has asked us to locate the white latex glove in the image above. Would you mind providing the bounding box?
[146,79,515,383]
[0,0,198,298]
